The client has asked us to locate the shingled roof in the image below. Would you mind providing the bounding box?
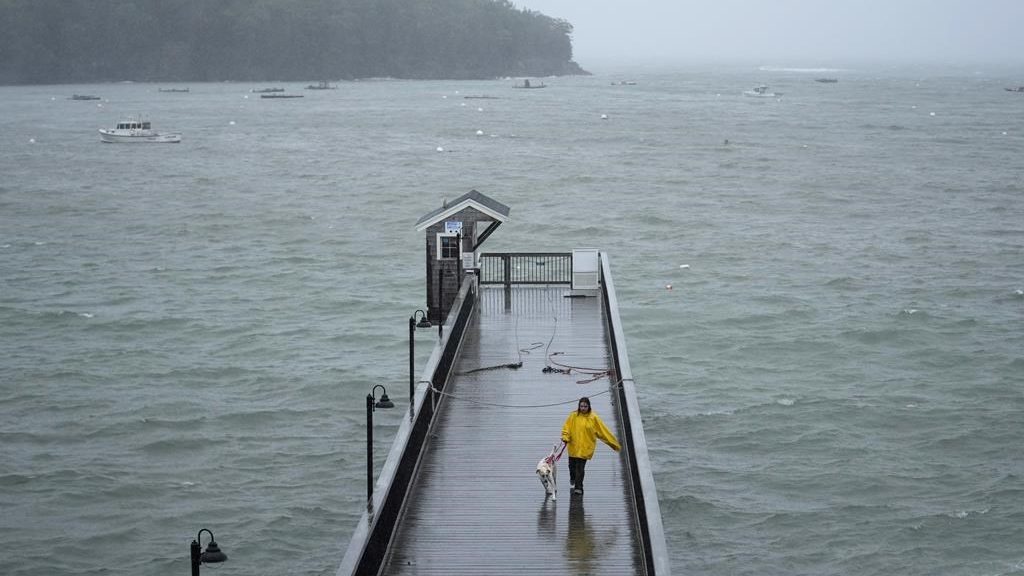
[414,190,511,231]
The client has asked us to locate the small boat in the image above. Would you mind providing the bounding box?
[252,87,285,93]
[513,79,546,89]
[743,85,782,97]
[99,115,181,143]
[1005,86,1024,93]
[306,81,336,90]
[157,88,190,93]
[610,81,637,85]
[814,78,838,83]
[260,93,304,99]
[463,95,499,99]
[70,94,101,100]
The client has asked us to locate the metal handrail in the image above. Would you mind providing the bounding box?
[600,252,672,575]
[478,252,572,285]
[337,276,478,576]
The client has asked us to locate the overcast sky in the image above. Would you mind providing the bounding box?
[513,0,1024,69]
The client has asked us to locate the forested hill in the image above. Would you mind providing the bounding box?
[0,0,588,85]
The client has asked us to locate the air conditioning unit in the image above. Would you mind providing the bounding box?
[571,249,600,290]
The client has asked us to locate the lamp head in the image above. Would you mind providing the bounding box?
[375,392,395,409]
[414,309,432,329]
[201,540,227,564]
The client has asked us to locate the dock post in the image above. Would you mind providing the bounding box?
[503,254,512,310]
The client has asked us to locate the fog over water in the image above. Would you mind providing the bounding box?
[514,0,1024,68]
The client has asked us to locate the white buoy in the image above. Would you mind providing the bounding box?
[679,264,690,269]
[29,138,36,144]
[600,114,608,120]
[436,146,444,152]
[665,284,673,290]
[229,121,236,125]
[476,130,484,135]
[477,107,483,112]
[930,112,936,116]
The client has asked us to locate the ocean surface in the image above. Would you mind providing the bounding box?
[1,63,1023,576]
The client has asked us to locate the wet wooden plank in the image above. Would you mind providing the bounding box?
[381,286,645,575]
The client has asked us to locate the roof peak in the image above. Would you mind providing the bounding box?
[415,190,511,230]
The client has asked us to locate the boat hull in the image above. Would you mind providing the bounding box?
[99,129,181,143]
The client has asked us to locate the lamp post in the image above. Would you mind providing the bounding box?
[366,384,395,503]
[190,528,227,576]
[409,310,432,409]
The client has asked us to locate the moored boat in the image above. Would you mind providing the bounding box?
[744,84,782,97]
[252,87,285,93]
[99,116,181,143]
[513,79,546,89]
[305,80,336,90]
[1005,86,1024,93]
[814,78,838,83]
[70,94,101,100]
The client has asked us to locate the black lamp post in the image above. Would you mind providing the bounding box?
[409,310,432,408]
[366,384,395,503]
[190,528,227,576]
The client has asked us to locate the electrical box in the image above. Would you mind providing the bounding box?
[571,249,600,290]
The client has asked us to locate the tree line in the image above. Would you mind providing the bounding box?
[0,0,587,85]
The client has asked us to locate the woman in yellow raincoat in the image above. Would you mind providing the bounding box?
[561,396,620,495]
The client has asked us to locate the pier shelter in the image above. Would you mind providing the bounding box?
[414,189,510,325]
[340,192,668,575]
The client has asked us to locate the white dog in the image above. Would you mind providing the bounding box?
[536,442,564,500]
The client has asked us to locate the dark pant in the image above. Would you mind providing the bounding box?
[568,457,587,489]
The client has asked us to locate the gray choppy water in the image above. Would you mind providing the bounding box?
[1,64,1023,575]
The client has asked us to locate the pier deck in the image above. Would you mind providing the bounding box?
[380,285,645,575]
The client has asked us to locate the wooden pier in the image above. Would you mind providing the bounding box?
[338,192,668,575]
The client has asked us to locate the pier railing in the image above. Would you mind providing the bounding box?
[479,252,572,285]
[600,252,671,574]
[338,276,477,576]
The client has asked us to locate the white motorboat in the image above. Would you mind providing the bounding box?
[99,116,181,143]
[743,85,782,98]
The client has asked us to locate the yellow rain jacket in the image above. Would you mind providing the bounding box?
[561,410,621,459]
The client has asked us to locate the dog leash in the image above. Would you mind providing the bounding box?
[545,441,566,465]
